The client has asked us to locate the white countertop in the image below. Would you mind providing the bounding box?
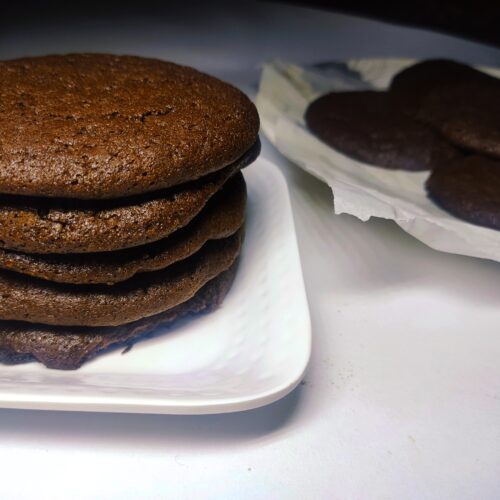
[1,2,500,498]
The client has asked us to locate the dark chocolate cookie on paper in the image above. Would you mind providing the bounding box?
[0,54,259,199]
[389,59,498,117]
[305,90,461,171]
[0,173,246,285]
[417,83,500,159]
[0,262,238,370]
[426,155,500,230]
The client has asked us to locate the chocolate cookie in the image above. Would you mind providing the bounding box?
[0,173,246,284]
[426,155,500,230]
[0,139,257,254]
[389,59,497,117]
[0,262,238,370]
[305,91,461,171]
[0,230,242,327]
[418,83,500,159]
[0,54,259,199]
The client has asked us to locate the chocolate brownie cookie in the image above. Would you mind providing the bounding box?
[0,262,238,370]
[305,91,461,171]
[0,54,259,199]
[0,230,242,327]
[389,59,497,117]
[0,139,256,254]
[0,173,246,284]
[426,155,500,230]
[417,83,500,159]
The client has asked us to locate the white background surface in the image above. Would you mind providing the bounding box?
[1,2,500,498]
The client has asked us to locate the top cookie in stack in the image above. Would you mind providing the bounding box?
[0,54,260,369]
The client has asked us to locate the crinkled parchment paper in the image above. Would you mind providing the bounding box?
[256,59,500,262]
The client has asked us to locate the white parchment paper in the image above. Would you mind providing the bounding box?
[256,59,500,262]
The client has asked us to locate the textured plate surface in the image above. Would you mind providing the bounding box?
[0,158,311,414]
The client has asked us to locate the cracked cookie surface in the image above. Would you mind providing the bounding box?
[0,54,259,199]
[0,173,246,283]
[0,229,243,327]
[0,140,258,254]
[0,262,238,370]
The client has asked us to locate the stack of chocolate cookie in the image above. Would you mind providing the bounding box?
[0,54,260,370]
[306,59,500,230]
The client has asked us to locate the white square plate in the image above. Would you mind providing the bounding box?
[0,158,311,414]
